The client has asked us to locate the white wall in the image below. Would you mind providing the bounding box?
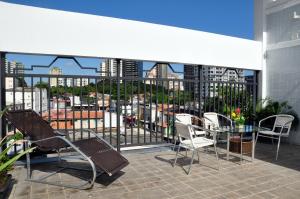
[0,2,262,70]
[255,0,300,144]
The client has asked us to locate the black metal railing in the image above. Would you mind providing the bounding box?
[1,55,258,152]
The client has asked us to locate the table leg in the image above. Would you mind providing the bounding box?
[240,133,243,164]
[227,132,230,161]
[252,132,255,162]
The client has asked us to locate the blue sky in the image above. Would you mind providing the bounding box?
[5,0,254,75]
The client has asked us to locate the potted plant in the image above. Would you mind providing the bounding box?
[0,108,35,195]
[255,98,299,130]
[231,107,246,128]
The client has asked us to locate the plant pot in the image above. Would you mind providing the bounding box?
[229,137,252,154]
[0,173,12,194]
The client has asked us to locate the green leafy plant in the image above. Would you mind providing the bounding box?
[255,98,299,129]
[0,108,35,187]
[231,107,246,126]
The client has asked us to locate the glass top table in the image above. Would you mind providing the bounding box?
[210,125,269,163]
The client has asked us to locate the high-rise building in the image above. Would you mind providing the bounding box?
[184,65,244,97]
[74,78,89,87]
[122,60,143,78]
[49,67,64,87]
[5,60,25,89]
[5,61,24,74]
[99,59,142,78]
[145,63,169,87]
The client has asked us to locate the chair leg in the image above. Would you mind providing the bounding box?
[197,150,200,164]
[172,137,178,151]
[255,132,259,145]
[187,150,195,175]
[185,148,188,157]
[255,132,260,155]
[276,137,281,161]
[173,144,180,167]
[26,151,31,179]
[172,142,176,151]
[214,144,220,170]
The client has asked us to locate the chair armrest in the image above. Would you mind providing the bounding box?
[217,113,233,127]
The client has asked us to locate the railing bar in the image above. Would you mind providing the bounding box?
[213,81,216,112]
[102,79,105,139]
[198,66,202,117]
[167,79,170,143]
[64,78,67,133]
[22,75,24,111]
[150,79,153,143]
[203,81,206,113]
[124,79,127,146]
[177,81,180,114]
[47,77,51,124]
[40,77,43,115]
[56,77,59,131]
[109,79,112,144]
[183,81,186,114]
[87,78,91,139]
[217,82,220,113]
[192,79,195,116]
[6,73,256,85]
[31,77,34,113]
[12,71,16,153]
[137,79,140,144]
[131,79,133,145]
[95,78,98,135]
[161,79,165,143]
[80,78,83,140]
[188,81,191,114]
[172,80,175,141]
[155,79,158,143]
[143,79,146,144]
[72,78,75,141]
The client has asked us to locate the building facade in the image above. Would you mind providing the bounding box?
[184,65,244,97]
[100,59,143,78]
[49,67,63,87]
[255,0,300,144]
[5,60,25,89]
[6,87,47,113]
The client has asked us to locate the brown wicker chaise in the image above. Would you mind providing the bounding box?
[5,110,129,189]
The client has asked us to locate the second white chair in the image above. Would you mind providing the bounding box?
[173,121,219,174]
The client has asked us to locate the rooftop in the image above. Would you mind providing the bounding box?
[7,143,300,199]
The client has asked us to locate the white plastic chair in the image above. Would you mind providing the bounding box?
[173,121,219,174]
[203,112,233,130]
[204,112,232,142]
[173,114,206,151]
[255,114,294,160]
[175,114,206,136]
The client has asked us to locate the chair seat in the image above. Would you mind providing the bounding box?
[181,137,214,149]
[259,130,288,137]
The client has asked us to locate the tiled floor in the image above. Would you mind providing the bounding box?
[6,142,300,199]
